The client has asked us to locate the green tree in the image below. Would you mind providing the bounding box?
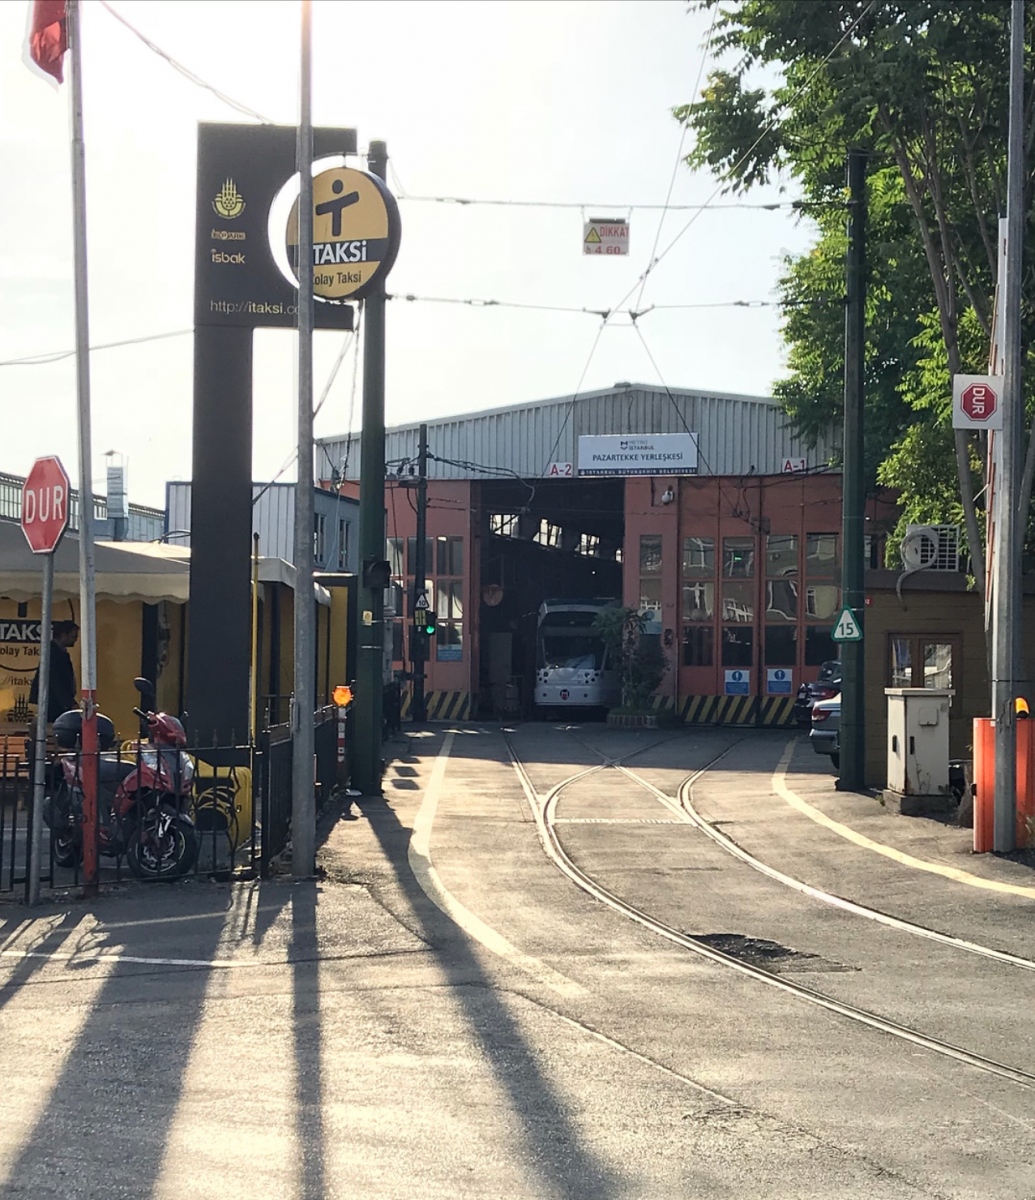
[592,607,668,712]
[676,0,1035,576]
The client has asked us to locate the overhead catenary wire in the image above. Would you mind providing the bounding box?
[538,0,878,478]
[633,0,718,314]
[98,1,275,124]
[0,328,191,368]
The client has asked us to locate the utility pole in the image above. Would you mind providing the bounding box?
[992,0,1025,853]
[352,140,389,796]
[838,148,867,792]
[412,423,429,722]
[291,0,316,876]
[68,0,99,894]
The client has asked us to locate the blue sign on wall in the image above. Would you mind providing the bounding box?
[767,668,793,695]
[724,669,750,696]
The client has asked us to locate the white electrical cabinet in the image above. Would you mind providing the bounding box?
[885,687,954,796]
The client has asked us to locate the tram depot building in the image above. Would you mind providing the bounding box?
[321,384,997,783]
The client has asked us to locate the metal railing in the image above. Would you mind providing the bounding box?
[1,703,348,895]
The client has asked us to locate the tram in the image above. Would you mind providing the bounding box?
[533,598,621,714]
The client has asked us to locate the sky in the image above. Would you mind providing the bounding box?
[0,0,815,509]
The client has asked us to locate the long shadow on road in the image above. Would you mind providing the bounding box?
[355,728,631,1200]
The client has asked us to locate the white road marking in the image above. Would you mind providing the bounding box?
[409,731,586,999]
[0,949,257,969]
[774,742,1035,900]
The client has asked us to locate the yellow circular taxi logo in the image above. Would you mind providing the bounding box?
[286,167,400,301]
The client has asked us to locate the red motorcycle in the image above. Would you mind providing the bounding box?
[45,679,199,880]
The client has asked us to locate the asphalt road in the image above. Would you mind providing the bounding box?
[0,723,1033,1199]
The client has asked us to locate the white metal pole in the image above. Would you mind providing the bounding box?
[292,0,316,877]
[68,0,99,889]
[28,555,54,906]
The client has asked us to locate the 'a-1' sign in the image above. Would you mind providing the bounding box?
[953,374,1003,430]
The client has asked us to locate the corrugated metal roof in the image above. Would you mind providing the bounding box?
[164,482,359,571]
[318,383,838,480]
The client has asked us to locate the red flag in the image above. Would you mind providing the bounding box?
[24,0,68,85]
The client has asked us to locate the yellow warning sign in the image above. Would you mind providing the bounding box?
[583,217,629,256]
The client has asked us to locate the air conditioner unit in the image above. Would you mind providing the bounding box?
[901,524,961,572]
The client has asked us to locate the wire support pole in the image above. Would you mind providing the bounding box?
[291,0,316,877]
[68,0,99,893]
[352,141,390,796]
[839,149,867,793]
[992,0,1025,853]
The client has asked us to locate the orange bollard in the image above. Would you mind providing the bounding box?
[973,717,995,852]
[1017,720,1035,848]
[972,716,1035,851]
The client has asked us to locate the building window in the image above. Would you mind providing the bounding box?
[682,536,715,579]
[535,519,561,548]
[640,534,663,574]
[579,533,600,557]
[722,581,754,623]
[387,537,404,578]
[805,626,838,665]
[723,537,755,579]
[806,532,839,580]
[889,636,958,692]
[805,585,840,621]
[436,536,463,577]
[682,581,715,622]
[338,519,350,570]
[435,545,464,662]
[722,626,753,667]
[766,534,798,577]
[683,626,714,666]
[314,513,326,565]
[406,537,434,577]
[490,513,519,537]
[765,625,797,667]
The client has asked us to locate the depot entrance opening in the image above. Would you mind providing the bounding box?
[477,477,623,719]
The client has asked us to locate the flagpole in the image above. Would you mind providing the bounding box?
[67,0,100,892]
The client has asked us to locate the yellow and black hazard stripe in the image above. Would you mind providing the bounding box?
[680,695,759,726]
[758,696,796,727]
[425,691,472,721]
[398,690,471,721]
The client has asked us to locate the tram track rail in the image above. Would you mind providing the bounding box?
[503,728,1035,1091]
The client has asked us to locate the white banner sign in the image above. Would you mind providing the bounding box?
[577,432,698,477]
[952,374,1003,430]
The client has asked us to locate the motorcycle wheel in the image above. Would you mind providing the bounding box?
[48,784,81,867]
[52,833,80,869]
[126,810,198,881]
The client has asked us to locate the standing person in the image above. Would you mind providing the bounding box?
[30,620,79,722]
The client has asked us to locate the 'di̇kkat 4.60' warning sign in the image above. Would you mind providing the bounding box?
[583,217,629,256]
[287,166,401,301]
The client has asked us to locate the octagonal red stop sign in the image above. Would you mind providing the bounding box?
[960,380,998,423]
[21,456,70,554]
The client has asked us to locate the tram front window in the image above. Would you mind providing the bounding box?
[541,635,604,670]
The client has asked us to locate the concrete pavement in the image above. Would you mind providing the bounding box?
[0,722,1032,1198]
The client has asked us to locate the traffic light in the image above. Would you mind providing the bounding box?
[418,608,437,637]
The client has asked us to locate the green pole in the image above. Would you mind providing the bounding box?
[838,149,867,791]
[352,140,388,796]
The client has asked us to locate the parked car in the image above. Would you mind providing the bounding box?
[810,695,841,769]
[793,660,842,728]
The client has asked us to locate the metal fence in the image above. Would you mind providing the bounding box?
[0,706,347,896]
[258,706,340,875]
